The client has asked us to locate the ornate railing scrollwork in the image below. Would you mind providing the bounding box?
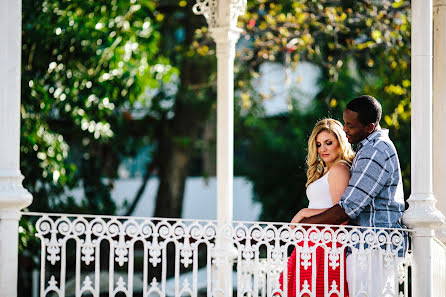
[193,0,247,30]
[23,213,412,297]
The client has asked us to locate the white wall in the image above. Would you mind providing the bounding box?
[68,177,261,221]
[252,61,321,115]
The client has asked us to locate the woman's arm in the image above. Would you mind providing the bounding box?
[291,163,350,226]
[327,163,351,205]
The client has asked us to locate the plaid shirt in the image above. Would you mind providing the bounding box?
[339,129,406,229]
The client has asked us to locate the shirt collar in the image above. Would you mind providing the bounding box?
[357,129,388,151]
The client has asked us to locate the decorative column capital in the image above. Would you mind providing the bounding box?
[403,194,445,229]
[434,0,446,7]
[210,27,242,58]
[193,0,247,30]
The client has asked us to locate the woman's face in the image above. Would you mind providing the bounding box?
[316,130,341,167]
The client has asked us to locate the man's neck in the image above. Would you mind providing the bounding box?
[366,125,381,139]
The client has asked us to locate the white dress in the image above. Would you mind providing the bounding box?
[278,164,351,297]
[306,160,351,209]
[306,171,334,209]
[305,162,400,296]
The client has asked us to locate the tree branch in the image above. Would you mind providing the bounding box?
[125,158,158,216]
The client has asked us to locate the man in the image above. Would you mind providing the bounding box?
[296,95,406,295]
[297,95,405,227]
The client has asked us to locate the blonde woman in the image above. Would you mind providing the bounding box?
[278,118,354,297]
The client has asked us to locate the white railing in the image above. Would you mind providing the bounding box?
[21,212,412,297]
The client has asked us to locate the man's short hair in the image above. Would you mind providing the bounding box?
[346,95,382,126]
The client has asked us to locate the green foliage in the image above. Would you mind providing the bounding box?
[235,0,411,222]
[236,110,321,221]
[19,0,411,231]
[21,0,175,213]
[19,3,180,293]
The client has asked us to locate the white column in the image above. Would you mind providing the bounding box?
[433,0,446,243]
[213,28,239,225]
[0,0,33,296]
[193,1,246,296]
[403,0,445,296]
[212,27,241,297]
[194,0,245,228]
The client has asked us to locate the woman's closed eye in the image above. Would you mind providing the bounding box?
[326,141,333,145]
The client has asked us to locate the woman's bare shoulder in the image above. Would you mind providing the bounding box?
[329,162,351,179]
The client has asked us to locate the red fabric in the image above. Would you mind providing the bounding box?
[278,239,349,297]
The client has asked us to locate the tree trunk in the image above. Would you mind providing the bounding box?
[154,96,214,218]
[153,2,215,218]
[154,138,190,218]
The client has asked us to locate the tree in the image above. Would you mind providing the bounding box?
[119,0,218,218]
[21,0,174,214]
[19,1,174,293]
[150,1,216,218]
[20,0,412,225]
[234,0,411,221]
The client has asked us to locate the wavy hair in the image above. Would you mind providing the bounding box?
[306,118,355,187]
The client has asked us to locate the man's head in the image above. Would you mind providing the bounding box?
[343,95,382,144]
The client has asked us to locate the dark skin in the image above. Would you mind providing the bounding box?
[298,108,377,225]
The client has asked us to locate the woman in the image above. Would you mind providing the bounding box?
[278,118,354,297]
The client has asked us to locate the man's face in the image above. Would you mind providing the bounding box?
[343,109,371,144]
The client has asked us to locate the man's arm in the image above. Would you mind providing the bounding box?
[299,204,349,225]
[297,147,391,226]
[301,149,389,225]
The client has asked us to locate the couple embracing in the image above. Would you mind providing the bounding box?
[279,95,406,296]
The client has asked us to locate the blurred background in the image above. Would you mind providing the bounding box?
[18,0,411,295]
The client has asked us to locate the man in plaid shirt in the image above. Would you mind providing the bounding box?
[339,106,405,229]
[298,95,405,226]
[298,95,406,295]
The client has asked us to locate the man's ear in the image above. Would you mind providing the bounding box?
[365,123,376,133]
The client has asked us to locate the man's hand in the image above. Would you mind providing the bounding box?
[299,204,350,225]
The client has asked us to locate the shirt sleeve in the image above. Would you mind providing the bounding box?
[339,147,390,219]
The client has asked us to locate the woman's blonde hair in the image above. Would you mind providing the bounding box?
[306,118,355,187]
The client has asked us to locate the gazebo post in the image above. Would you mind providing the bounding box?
[193,1,246,296]
[433,0,446,243]
[403,0,445,295]
[0,0,33,295]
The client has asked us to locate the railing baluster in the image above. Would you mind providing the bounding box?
[341,235,344,295]
[39,232,46,297]
[109,240,114,297]
[192,246,198,297]
[174,243,180,297]
[95,242,100,297]
[62,227,68,297]
[393,254,399,297]
[22,212,416,297]
[129,244,134,297]
[207,243,212,297]
[295,248,300,297]
[324,244,328,297]
[143,243,148,297]
[367,247,372,297]
[253,246,259,297]
[75,239,81,297]
[161,244,167,296]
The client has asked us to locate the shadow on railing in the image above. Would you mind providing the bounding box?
[21,212,412,297]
